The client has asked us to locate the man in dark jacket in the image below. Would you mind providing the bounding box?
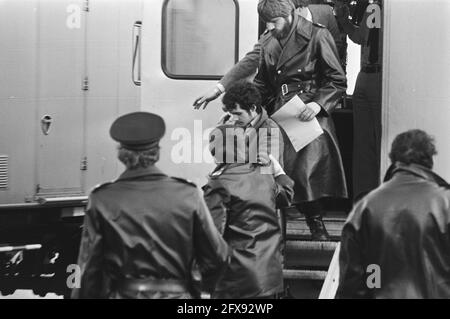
[337,129,450,299]
[71,112,229,299]
[254,0,348,240]
[219,80,284,166]
[193,0,345,109]
[203,124,294,299]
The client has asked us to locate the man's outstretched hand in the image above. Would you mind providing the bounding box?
[193,87,222,110]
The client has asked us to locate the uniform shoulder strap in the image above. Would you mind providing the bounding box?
[312,22,326,28]
[90,181,115,194]
[170,176,197,188]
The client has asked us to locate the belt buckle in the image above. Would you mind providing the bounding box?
[281,84,288,96]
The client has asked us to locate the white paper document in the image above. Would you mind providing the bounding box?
[271,95,323,152]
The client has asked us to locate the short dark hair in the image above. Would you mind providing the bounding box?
[389,129,437,169]
[222,80,262,114]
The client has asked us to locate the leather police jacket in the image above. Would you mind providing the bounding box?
[203,164,294,298]
[71,166,229,299]
[337,162,450,298]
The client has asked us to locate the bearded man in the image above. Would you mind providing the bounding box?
[254,0,347,240]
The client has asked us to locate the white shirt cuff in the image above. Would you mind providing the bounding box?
[216,83,225,93]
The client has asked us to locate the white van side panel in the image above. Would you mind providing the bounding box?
[381,0,450,180]
[85,0,143,190]
[0,0,142,204]
[0,0,39,203]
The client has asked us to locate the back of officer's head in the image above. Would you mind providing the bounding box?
[258,0,295,22]
[389,129,437,169]
[222,80,262,114]
[110,112,165,170]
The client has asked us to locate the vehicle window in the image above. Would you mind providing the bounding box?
[162,0,238,79]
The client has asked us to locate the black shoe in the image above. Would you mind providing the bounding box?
[305,215,330,241]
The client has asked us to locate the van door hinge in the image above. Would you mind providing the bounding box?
[84,0,89,12]
[82,77,89,91]
[80,157,88,171]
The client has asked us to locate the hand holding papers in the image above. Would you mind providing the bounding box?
[271,95,323,152]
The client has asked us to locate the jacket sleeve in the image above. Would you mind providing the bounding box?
[220,42,261,90]
[71,195,105,299]
[254,45,277,111]
[314,27,347,115]
[336,209,369,299]
[322,6,347,67]
[274,174,295,209]
[202,182,230,235]
[320,5,345,55]
[193,189,230,293]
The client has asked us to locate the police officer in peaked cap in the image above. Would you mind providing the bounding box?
[71,111,229,299]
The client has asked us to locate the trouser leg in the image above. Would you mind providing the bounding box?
[352,72,382,201]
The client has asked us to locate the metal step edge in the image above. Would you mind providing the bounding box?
[286,229,342,239]
[283,269,327,281]
[286,217,347,223]
[287,221,346,230]
[285,240,338,252]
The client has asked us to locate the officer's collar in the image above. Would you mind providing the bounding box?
[384,162,450,188]
[279,12,300,47]
[246,108,269,129]
[117,165,167,181]
[295,13,312,40]
[210,163,264,178]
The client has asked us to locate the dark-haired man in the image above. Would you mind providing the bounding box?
[72,112,229,299]
[220,80,283,166]
[337,129,450,298]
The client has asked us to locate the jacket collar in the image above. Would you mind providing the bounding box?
[384,162,450,188]
[248,108,270,130]
[277,13,312,69]
[210,163,257,178]
[117,165,167,182]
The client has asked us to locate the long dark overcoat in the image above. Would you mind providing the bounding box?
[255,13,348,202]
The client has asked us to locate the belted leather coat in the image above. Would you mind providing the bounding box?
[255,13,348,202]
